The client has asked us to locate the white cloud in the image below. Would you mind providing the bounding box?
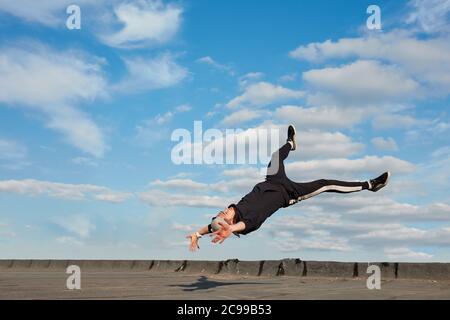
[0,1,182,49]
[56,236,84,246]
[100,0,182,48]
[222,167,261,179]
[0,46,106,105]
[303,60,420,102]
[406,0,450,33]
[278,192,450,226]
[272,231,351,252]
[46,105,107,157]
[72,157,99,167]
[279,73,297,82]
[271,213,368,236]
[134,104,190,146]
[218,169,263,193]
[293,131,364,160]
[175,104,191,113]
[55,215,95,238]
[0,179,132,203]
[216,177,260,194]
[196,56,216,65]
[0,138,29,169]
[432,146,450,158]
[290,31,450,95]
[371,137,399,151]
[94,193,133,203]
[290,31,449,65]
[272,207,450,234]
[372,113,419,129]
[0,221,16,238]
[196,56,234,75]
[118,53,188,93]
[169,172,194,179]
[150,178,237,194]
[134,122,169,147]
[384,247,433,260]
[405,151,450,195]
[325,196,450,222]
[0,139,27,161]
[151,179,208,190]
[286,156,415,181]
[0,44,107,157]
[226,82,304,109]
[152,104,191,125]
[268,205,450,256]
[172,223,201,232]
[154,111,174,125]
[431,120,450,134]
[354,225,450,247]
[238,72,265,88]
[139,189,229,208]
[0,0,98,26]
[221,109,267,126]
[275,105,367,130]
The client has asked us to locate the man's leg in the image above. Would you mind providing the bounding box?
[295,179,370,201]
[266,125,296,179]
[266,142,292,179]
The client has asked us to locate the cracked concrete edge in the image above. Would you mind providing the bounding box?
[1,260,449,280]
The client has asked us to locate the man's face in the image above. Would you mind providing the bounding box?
[216,207,235,225]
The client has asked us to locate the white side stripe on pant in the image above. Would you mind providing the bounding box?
[299,185,363,201]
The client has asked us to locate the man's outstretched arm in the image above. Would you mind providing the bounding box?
[211,221,246,244]
[186,224,211,251]
[187,221,247,250]
[230,222,246,234]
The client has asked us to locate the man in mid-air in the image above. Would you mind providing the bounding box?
[187,125,390,251]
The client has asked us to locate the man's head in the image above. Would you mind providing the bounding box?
[210,216,227,232]
[214,206,236,226]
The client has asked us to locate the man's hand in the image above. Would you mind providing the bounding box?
[186,233,200,251]
[211,222,233,244]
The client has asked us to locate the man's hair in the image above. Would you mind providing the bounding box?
[211,216,228,232]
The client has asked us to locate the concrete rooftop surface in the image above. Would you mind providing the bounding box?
[1,260,450,300]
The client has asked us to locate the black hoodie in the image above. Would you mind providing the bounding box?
[228,181,290,235]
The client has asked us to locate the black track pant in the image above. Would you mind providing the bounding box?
[266,143,369,205]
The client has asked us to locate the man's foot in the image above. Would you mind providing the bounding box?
[369,172,390,192]
[287,124,296,151]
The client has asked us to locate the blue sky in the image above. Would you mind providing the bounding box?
[0,0,449,262]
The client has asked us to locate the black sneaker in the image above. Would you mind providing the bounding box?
[369,172,390,192]
[287,124,297,151]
